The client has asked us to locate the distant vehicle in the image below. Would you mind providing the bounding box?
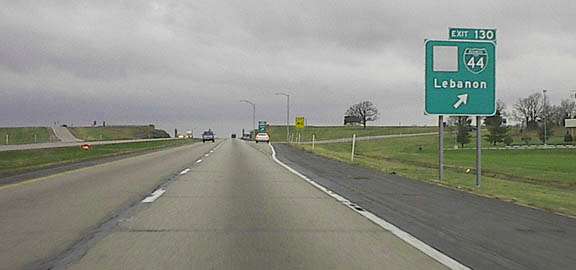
[255,133,270,143]
[241,134,251,140]
[202,130,215,143]
[231,134,237,138]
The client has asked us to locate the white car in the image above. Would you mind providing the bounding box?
[255,133,270,143]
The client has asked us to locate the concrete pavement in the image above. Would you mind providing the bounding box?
[51,127,83,143]
[0,141,219,269]
[49,139,449,270]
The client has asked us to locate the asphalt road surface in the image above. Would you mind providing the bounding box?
[0,139,450,270]
[274,143,576,270]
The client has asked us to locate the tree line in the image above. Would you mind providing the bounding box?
[344,94,576,146]
[452,93,576,147]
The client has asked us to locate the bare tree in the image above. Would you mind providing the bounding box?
[548,99,576,127]
[513,93,545,130]
[345,101,379,128]
[562,99,576,118]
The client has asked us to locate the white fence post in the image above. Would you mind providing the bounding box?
[351,134,356,161]
[312,134,315,150]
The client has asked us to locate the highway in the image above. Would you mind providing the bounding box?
[1,139,450,270]
[2,139,574,269]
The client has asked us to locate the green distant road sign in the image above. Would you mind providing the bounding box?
[425,40,495,115]
[449,28,496,41]
[258,120,267,133]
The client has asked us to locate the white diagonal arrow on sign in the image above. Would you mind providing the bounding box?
[453,94,468,109]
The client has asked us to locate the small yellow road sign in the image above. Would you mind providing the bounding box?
[295,116,305,129]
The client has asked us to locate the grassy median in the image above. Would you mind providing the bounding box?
[0,139,198,177]
[68,126,170,141]
[297,134,576,217]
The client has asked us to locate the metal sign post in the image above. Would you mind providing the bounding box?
[476,116,482,188]
[439,116,444,181]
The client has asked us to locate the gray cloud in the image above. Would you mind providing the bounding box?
[1,0,576,135]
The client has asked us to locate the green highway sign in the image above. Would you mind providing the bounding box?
[449,28,496,41]
[258,120,267,133]
[425,40,495,115]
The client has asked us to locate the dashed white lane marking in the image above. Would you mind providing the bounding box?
[269,144,470,270]
[196,159,202,163]
[204,154,210,157]
[210,150,214,153]
[141,188,166,203]
[179,168,191,175]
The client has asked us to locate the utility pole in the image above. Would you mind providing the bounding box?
[240,100,256,135]
[275,92,290,142]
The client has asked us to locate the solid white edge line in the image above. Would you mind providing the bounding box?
[269,144,470,270]
[141,188,166,203]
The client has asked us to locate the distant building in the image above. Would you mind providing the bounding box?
[344,115,362,126]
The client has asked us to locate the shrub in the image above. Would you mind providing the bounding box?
[564,133,573,144]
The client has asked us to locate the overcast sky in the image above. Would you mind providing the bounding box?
[1,0,575,135]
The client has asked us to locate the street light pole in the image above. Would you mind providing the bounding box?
[543,89,548,146]
[275,92,290,142]
[240,100,256,134]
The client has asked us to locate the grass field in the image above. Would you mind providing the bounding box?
[297,132,576,217]
[508,126,572,145]
[69,126,170,141]
[268,125,437,142]
[0,127,56,145]
[0,139,197,178]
